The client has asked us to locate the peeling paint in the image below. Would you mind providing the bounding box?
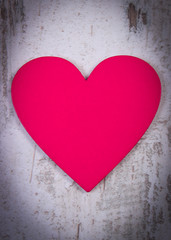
[128,3,137,31]
[127,2,148,32]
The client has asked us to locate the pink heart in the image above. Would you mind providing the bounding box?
[11,56,161,192]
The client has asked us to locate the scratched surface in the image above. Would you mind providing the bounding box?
[0,0,171,239]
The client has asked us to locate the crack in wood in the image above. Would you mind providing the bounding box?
[29,145,37,183]
[76,223,81,240]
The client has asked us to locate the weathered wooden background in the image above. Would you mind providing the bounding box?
[0,0,171,239]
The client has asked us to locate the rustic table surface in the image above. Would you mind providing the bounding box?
[0,0,171,240]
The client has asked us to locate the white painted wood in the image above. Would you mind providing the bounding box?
[0,0,171,239]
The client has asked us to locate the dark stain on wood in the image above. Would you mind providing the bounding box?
[144,174,151,199]
[0,0,7,21]
[151,206,164,233]
[142,12,147,25]
[90,25,93,36]
[0,0,8,97]
[127,3,147,32]
[8,0,26,35]
[142,200,150,231]
[142,168,166,239]
[128,3,137,31]
[166,174,171,223]
[0,0,26,98]
[168,126,171,145]
[157,208,164,224]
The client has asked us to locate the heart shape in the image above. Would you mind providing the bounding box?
[11,56,161,192]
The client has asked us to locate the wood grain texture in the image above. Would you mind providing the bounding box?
[0,0,171,239]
